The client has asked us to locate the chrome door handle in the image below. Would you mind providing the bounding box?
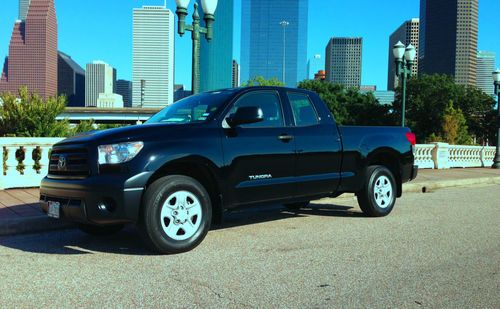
[278,134,294,142]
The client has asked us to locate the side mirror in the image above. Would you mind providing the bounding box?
[226,106,264,128]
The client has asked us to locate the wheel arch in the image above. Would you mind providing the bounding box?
[366,147,402,197]
[144,156,224,225]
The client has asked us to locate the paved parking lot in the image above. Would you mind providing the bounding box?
[0,183,499,307]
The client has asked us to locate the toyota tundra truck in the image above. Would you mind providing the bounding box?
[40,86,418,254]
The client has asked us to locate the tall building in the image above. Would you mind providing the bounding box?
[232,60,240,88]
[477,51,496,97]
[325,37,363,88]
[241,0,308,87]
[85,61,115,107]
[307,54,322,80]
[58,51,85,107]
[116,80,132,108]
[133,6,174,108]
[0,0,58,99]
[388,18,419,90]
[197,0,234,92]
[419,0,478,86]
[19,0,31,20]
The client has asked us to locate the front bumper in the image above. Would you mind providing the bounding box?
[39,172,152,225]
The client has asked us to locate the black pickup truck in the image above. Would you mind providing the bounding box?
[40,86,417,254]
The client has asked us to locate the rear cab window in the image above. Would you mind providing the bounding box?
[287,92,319,127]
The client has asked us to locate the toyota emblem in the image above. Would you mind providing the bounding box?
[57,155,67,170]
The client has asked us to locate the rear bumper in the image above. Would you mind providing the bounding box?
[39,172,152,225]
[410,165,418,181]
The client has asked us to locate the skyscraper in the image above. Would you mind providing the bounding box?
[241,0,308,87]
[58,51,85,107]
[132,6,174,108]
[0,0,58,99]
[232,60,240,88]
[116,80,132,108]
[419,0,478,86]
[325,37,363,88]
[307,54,323,80]
[387,18,419,91]
[85,61,115,107]
[476,51,496,97]
[197,0,234,92]
[19,0,31,21]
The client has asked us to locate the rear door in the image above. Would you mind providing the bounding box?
[286,91,342,197]
[221,90,296,206]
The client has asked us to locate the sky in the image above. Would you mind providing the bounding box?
[0,0,498,91]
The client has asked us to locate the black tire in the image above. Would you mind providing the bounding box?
[78,223,124,236]
[357,165,397,217]
[284,201,310,211]
[139,175,212,254]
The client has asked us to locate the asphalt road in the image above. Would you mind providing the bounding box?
[0,184,498,308]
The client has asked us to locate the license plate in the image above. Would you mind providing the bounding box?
[47,201,60,219]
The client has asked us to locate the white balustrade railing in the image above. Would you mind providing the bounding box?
[0,137,64,190]
[0,138,498,190]
[414,144,435,169]
[415,143,496,169]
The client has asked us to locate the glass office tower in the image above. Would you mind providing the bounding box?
[241,0,308,87]
[197,0,234,92]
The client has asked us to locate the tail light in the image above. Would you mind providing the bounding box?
[406,132,416,146]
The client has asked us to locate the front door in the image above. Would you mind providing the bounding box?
[221,90,296,206]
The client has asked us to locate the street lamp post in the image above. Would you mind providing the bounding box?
[175,0,218,95]
[393,41,416,127]
[280,21,289,85]
[492,69,500,169]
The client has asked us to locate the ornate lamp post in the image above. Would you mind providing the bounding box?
[393,41,416,127]
[175,0,218,94]
[492,69,500,169]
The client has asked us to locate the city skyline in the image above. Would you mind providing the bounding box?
[0,0,498,91]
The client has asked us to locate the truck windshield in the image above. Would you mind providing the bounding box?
[146,90,234,125]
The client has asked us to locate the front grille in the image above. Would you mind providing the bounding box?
[48,148,90,179]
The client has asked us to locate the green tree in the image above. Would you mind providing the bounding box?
[441,101,473,145]
[393,74,495,143]
[243,76,284,87]
[72,119,97,135]
[298,79,392,125]
[0,87,70,137]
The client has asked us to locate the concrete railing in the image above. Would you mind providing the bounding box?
[0,138,498,190]
[0,137,65,190]
[415,143,496,169]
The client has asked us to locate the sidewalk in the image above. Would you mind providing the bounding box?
[1,168,499,236]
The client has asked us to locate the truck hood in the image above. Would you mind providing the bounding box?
[55,123,183,146]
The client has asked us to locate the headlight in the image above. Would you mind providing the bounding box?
[98,142,144,165]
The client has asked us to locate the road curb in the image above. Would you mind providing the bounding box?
[402,176,500,193]
[0,216,73,237]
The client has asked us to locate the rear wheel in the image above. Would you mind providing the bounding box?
[78,223,124,236]
[139,175,212,254]
[284,201,310,211]
[357,165,396,217]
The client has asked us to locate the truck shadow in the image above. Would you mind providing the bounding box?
[0,202,364,256]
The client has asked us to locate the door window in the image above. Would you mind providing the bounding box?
[287,93,319,127]
[227,91,284,128]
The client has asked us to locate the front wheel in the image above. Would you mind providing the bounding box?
[357,165,397,217]
[139,175,212,254]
